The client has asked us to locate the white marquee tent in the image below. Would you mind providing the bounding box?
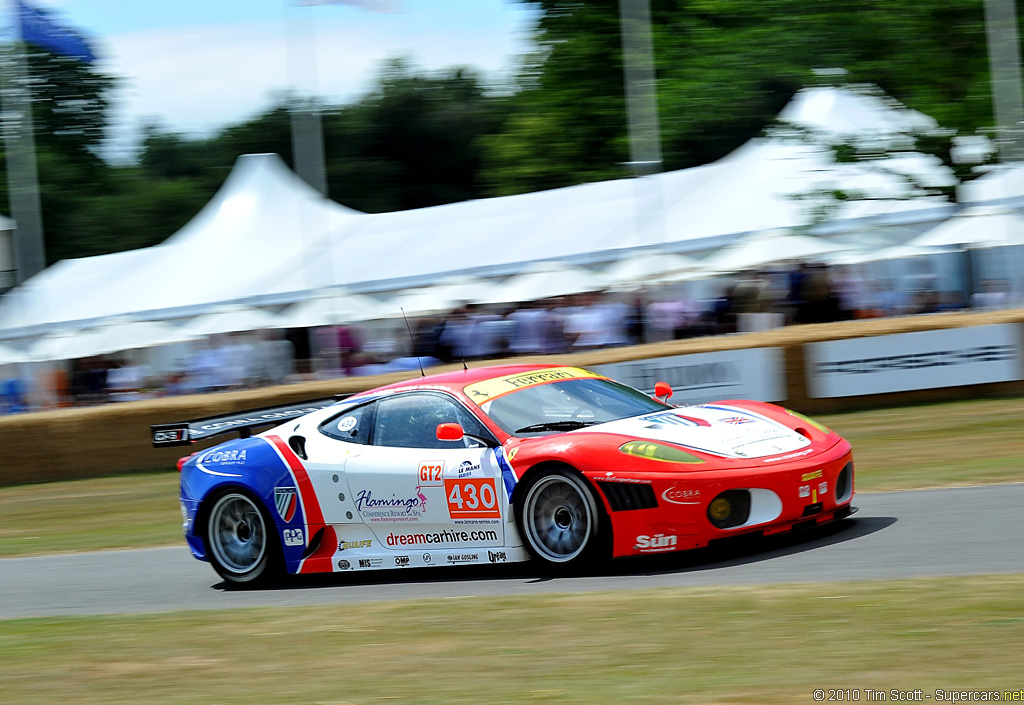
[0,85,962,352]
[908,205,1024,249]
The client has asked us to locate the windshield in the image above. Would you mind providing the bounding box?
[474,376,671,435]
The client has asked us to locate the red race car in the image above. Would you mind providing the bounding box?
[155,363,854,585]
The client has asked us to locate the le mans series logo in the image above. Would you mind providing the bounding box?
[274,487,298,523]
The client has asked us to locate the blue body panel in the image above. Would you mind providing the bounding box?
[179,435,306,569]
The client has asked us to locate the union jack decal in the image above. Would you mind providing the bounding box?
[721,416,754,425]
[274,487,298,523]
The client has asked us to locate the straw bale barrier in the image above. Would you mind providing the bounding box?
[2,307,1022,486]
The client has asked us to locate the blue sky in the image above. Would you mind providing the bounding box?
[22,1,540,159]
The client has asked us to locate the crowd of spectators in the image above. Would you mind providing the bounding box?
[0,263,1018,413]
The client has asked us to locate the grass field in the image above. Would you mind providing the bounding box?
[1,575,1022,704]
[1,395,1022,559]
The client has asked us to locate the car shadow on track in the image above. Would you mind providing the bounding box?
[213,515,897,592]
[599,515,898,579]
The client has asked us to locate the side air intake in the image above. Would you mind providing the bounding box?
[597,481,658,512]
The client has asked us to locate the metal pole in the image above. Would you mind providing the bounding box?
[984,0,1024,161]
[1,3,47,284]
[286,2,328,196]
[619,0,664,248]
[618,0,663,175]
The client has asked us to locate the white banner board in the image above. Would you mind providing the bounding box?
[805,324,1024,398]
[594,348,786,404]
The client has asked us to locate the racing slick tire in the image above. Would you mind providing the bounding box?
[516,466,608,572]
[205,489,282,587]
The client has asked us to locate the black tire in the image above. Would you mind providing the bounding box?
[205,490,281,587]
[516,467,606,572]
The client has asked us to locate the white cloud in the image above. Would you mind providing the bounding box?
[98,8,536,161]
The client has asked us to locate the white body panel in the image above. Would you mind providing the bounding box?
[276,405,527,572]
[574,404,810,459]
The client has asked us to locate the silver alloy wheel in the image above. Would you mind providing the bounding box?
[208,492,267,576]
[522,473,596,563]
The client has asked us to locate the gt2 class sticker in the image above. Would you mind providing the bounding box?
[418,460,445,486]
[445,478,501,519]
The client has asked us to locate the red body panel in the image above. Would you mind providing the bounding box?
[356,364,855,560]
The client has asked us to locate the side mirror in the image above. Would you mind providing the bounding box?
[436,422,465,442]
[654,381,673,403]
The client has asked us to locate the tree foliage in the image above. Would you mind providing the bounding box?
[487,0,998,196]
[0,1,1014,266]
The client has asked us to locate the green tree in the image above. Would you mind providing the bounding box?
[483,0,998,197]
[322,58,506,212]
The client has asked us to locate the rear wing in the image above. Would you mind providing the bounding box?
[151,396,349,448]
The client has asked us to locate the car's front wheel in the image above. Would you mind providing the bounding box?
[206,490,280,587]
[516,467,606,571]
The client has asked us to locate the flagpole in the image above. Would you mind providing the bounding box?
[1,0,47,285]
[286,1,328,197]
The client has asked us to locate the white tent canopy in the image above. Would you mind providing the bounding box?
[480,262,610,304]
[599,251,702,287]
[277,290,388,328]
[0,154,362,336]
[182,305,281,338]
[908,206,1024,249]
[703,229,851,272]
[0,85,963,353]
[29,319,199,362]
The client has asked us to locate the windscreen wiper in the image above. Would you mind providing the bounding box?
[514,420,598,434]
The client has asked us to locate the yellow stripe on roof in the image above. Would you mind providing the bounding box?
[464,367,604,404]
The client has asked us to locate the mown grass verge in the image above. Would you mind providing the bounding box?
[1,395,1022,558]
[1,575,1022,704]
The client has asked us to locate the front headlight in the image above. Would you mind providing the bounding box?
[619,441,705,464]
[785,409,831,435]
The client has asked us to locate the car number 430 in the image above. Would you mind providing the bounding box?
[445,478,501,519]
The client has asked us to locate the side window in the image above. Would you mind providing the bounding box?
[319,403,372,444]
[373,393,492,449]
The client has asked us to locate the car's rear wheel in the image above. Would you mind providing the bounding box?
[206,490,279,587]
[517,467,605,571]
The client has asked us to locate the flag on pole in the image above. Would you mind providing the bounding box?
[16,0,96,63]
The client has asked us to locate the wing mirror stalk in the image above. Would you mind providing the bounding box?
[654,381,673,404]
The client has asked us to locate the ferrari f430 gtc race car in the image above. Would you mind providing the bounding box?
[153,364,855,586]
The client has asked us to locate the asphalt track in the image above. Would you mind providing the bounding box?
[2,484,1022,619]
